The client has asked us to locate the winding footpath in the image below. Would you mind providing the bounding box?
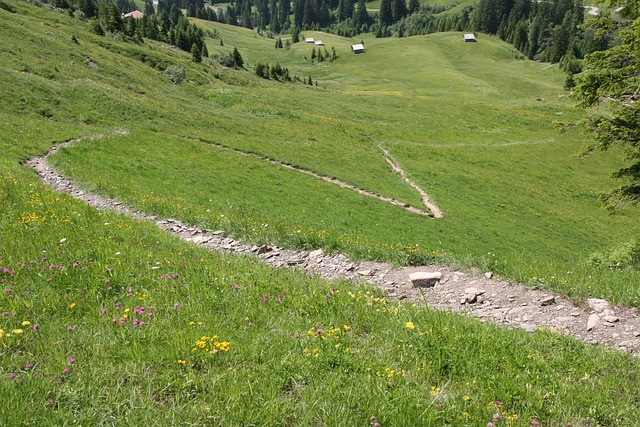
[379,145,443,218]
[25,134,640,354]
[197,138,441,218]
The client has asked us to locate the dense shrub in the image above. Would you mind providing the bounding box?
[588,240,640,270]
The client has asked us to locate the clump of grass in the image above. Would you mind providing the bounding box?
[588,239,640,270]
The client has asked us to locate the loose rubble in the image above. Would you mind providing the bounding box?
[25,136,640,354]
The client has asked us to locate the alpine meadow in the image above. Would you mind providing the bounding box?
[1,0,640,424]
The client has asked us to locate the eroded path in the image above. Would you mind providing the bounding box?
[378,145,443,218]
[196,138,441,218]
[24,134,640,354]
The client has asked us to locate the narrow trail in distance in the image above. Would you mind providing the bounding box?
[378,145,443,218]
[195,137,442,218]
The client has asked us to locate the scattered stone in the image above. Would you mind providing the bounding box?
[540,296,555,306]
[464,287,486,297]
[603,315,620,323]
[484,272,493,279]
[587,314,599,331]
[520,323,537,332]
[309,249,323,259]
[190,235,211,245]
[409,272,442,287]
[618,339,640,349]
[587,298,613,314]
[508,307,528,316]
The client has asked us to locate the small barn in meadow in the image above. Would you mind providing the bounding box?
[463,33,477,42]
[122,10,144,19]
[351,43,365,54]
[305,38,315,43]
[314,40,324,46]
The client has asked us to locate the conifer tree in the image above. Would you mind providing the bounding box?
[232,47,244,68]
[191,42,202,62]
[573,0,640,207]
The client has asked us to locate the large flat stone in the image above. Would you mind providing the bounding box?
[409,272,442,287]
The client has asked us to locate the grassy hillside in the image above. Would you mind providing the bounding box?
[1,1,640,425]
[36,19,640,305]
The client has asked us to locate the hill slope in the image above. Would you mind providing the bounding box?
[1,1,640,426]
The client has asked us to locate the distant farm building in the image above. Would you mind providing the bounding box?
[314,40,324,46]
[122,10,144,19]
[351,43,365,54]
[463,33,477,42]
[305,38,315,43]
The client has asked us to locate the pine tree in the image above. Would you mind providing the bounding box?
[291,25,300,42]
[379,0,393,26]
[144,0,154,15]
[408,0,419,14]
[355,0,368,27]
[191,43,202,62]
[573,0,640,206]
[232,47,244,68]
[391,0,407,23]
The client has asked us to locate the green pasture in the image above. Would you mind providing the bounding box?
[1,1,640,424]
[37,18,640,306]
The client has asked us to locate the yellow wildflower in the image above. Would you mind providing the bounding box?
[12,329,24,334]
[21,321,31,326]
[69,303,76,309]
[406,321,415,330]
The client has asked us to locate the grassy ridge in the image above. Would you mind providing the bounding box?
[1,1,640,425]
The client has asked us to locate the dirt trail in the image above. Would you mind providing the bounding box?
[198,138,440,218]
[378,145,443,218]
[24,134,640,354]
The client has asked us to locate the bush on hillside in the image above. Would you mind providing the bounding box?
[588,239,640,270]
[165,65,185,84]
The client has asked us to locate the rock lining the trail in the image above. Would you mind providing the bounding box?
[25,135,640,354]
